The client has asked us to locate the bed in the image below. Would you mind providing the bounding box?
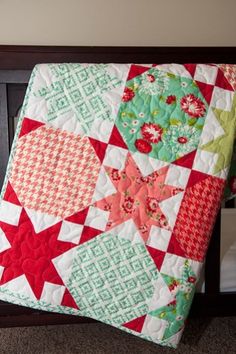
[0,45,235,327]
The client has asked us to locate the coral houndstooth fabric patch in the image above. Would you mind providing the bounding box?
[0,63,235,348]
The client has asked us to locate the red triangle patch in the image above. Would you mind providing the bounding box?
[123,315,146,333]
[167,234,187,258]
[3,182,21,206]
[215,68,234,91]
[61,288,79,310]
[146,246,166,271]
[173,150,197,169]
[108,125,128,149]
[19,117,44,138]
[79,226,102,245]
[65,207,89,225]
[184,64,197,79]
[127,65,150,81]
[89,138,107,164]
[195,81,214,105]
[186,169,209,189]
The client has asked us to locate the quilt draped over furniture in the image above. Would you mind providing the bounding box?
[0,63,235,348]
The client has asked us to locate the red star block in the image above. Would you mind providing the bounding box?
[0,209,77,300]
[61,288,79,310]
[108,125,128,149]
[127,65,151,81]
[65,207,89,225]
[215,68,234,91]
[184,64,197,78]
[173,150,197,169]
[186,170,209,189]
[19,117,44,138]
[167,234,187,258]
[79,226,102,245]
[146,246,166,270]
[88,137,108,164]
[3,182,21,206]
[123,314,146,333]
[195,81,214,105]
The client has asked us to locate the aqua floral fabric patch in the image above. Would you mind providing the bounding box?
[116,67,208,162]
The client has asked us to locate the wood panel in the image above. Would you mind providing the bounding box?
[0,46,236,69]
[0,84,9,186]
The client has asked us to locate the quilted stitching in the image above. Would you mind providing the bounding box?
[10,125,101,218]
[172,175,225,261]
[0,63,235,349]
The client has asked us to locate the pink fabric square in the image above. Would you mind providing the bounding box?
[10,125,101,219]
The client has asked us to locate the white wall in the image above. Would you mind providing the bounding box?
[0,0,235,46]
[221,209,236,291]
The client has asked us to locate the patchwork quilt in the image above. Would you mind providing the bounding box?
[0,63,235,348]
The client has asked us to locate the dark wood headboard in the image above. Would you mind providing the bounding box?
[0,46,236,69]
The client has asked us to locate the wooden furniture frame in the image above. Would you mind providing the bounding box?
[0,46,235,327]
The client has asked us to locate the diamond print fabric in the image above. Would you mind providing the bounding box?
[0,63,235,349]
[66,232,159,324]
